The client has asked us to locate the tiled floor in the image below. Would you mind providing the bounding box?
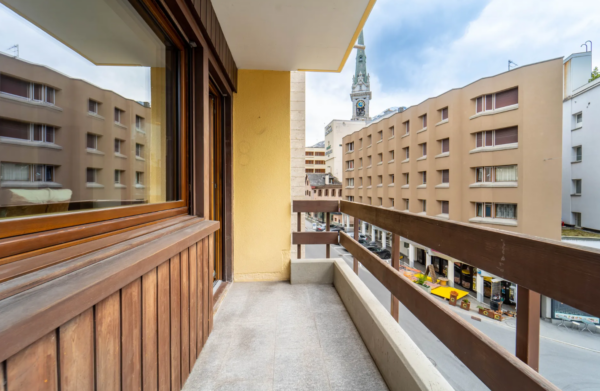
[183,282,388,391]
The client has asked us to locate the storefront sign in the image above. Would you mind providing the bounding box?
[556,312,599,324]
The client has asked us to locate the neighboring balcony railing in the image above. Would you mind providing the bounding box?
[293,199,600,391]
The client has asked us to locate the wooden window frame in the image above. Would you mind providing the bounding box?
[0,0,189,247]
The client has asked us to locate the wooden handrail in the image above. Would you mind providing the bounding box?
[340,232,559,391]
[341,200,600,319]
[292,232,339,245]
[293,200,339,213]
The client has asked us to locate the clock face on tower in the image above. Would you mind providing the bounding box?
[356,100,365,117]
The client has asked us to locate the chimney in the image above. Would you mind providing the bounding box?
[564,51,592,98]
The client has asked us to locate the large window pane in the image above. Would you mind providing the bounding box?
[494,126,518,145]
[0,0,179,219]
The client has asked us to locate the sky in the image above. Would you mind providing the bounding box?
[0,3,151,102]
[305,0,600,146]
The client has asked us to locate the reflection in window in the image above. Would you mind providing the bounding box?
[0,0,179,219]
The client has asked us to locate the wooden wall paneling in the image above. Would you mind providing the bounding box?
[189,244,198,361]
[95,292,121,391]
[142,269,158,391]
[202,238,209,343]
[208,234,214,333]
[180,248,191,383]
[197,241,204,353]
[206,1,213,42]
[59,308,94,391]
[6,331,58,391]
[157,261,171,391]
[122,279,142,391]
[170,254,182,390]
[200,0,207,27]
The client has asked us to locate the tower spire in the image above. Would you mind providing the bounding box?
[350,30,372,121]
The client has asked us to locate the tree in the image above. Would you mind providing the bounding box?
[590,67,600,83]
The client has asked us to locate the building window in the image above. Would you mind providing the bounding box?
[368,197,372,205]
[136,143,144,158]
[421,171,427,184]
[404,199,409,210]
[346,160,354,170]
[114,139,123,154]
[347,142,354,152]
[318,190,322,196]
[338,189,342,197]
[476,88,518,114]
[476,203,517,219]
[114,170,124,184]
[404,147,409,160]
[390,126,395,137]
[367,135,372,145]
[86,168,98,183]
[368,176,372,186]
[379,197,383,206]
[441,201,449,214]
[404,173,409,185]
[573,179,582,195]
[347,196,354,202]
[421,199,427,212]
[0,118,55,143]
[305,160,314,165]
[441,170,449,184]
[88,99,99,114]
[305,169,314,173]
[441,138,449,153]
[378,131,383,141]
[313,160,324,165]
[306,151,314,156]
[475,126,518,148]
[378,175,383,184]
[389,150,395,161]
[367,156,372,166]
[325,189,329,196]
[136,115,144,131]
[315,152,325,156]
[87,133,99,150]
[390,174,395,184]
[359,138,363,148]
[315,169,325,173]
[440,107,448,121]
[114,108,124,124]
[359,158,363,168]
[390,198,395,207]
[575,113,583,126]
[420,143,427,157]
[378,153,383,163]
[573,146,582,162]
[421,114,427,128]
[0,74,56,105]
[347,178,354,187]
[1,163,55,183]
[136,172,144,185]
[404,121,410,134]
[476,165,518,183]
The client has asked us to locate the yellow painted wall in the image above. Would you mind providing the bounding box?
[233,70,291,281]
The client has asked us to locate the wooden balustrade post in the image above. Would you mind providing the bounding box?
[353,218,359,274]
[297,211,301,259]
[326,212,330,258]
[516,286,540,371]
[391,234,400,321]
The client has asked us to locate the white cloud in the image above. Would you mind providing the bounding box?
[306,0,600,146]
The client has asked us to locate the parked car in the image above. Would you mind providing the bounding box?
[367,241,378,247]
[316,224,325,231]
[358,239,370,246]
[330,226,345,232]
[365,246,381,253]
[376,249,391,260]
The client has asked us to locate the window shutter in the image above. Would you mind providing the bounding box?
[485,94,493,110]
[494,126,518,145]
[476,97,482,113]
[495,88,518,109]
[0,118,30,140]
[0,75,30,98]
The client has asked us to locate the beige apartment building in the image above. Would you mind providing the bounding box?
[304,172,353,226]
[343,57,563,242]
[305,140,326,173]
[0,53,153,216]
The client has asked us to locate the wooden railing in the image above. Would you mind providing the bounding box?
[0,217,219,391]
[292,200,340,258]
[294,200,600,391]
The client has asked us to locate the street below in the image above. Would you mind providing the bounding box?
[303,219,600,391]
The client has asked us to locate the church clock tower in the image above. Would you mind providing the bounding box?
[350,30,371,121]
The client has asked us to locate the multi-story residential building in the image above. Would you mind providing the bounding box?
[0,52,152,216]
[343,57,563,298]
[305,172,345,224]
[305,140,326,173]
[324,119,366,179]
[561,51,600,231]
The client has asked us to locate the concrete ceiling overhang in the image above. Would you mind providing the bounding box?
[212,0,376,72]
[0,0,165,67]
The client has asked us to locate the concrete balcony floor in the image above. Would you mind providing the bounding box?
[183,282,388,391]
